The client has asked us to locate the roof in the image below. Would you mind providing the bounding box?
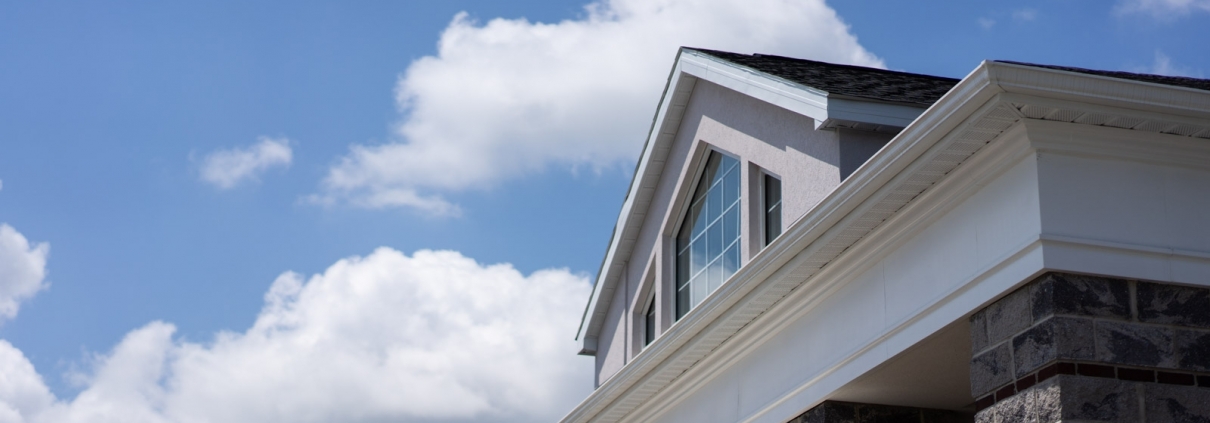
[686,47,960,106]
[997,61,1210,92]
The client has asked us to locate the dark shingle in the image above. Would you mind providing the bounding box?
[687,48,959,106]
[996,61,1210,92]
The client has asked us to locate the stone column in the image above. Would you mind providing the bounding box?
[969,272,1210,422]
[789,401,970,423]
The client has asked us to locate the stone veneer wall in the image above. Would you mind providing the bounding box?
[789,401,971,423]
[969,272,1210,422]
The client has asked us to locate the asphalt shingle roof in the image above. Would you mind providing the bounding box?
[687,48,960,106]
[996,61,1210,93]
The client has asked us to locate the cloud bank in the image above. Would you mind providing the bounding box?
[1115,0,1210,17]
[0,224,49,324]
[199,137,293,190]
[315,0,882,214]
[0,248,593,423]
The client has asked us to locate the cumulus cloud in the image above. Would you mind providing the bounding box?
[1114,0,1210,17]
[1012,8,1038,21]
[314,0,882,214]
[0,248,593,423]
[977,17,996,29]
[0,224,49,324]
[1146,51,1202,77]
[198,137,293,190]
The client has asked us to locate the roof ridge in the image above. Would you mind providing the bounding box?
[682,47,959,106]
[685,47,959,82]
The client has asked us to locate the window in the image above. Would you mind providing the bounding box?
[644,297,656,347]
[763,173,782,247]
[676,151,741,320]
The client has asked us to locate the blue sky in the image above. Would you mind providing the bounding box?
[0,0,1206,421]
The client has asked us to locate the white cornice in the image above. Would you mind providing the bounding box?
[562,62,1210,423]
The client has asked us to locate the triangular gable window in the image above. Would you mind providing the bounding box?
[675,151,741,320]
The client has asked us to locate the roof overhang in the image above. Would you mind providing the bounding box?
[576,49,935,352]
[564,60,1210,421]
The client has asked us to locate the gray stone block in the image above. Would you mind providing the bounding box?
[1143,383,1210,423]
[1057,376,1138,423]
[971,310,990,354]
[796,401,856,423]
[987,288,1032,345]
[1031,273,1130,320]
[1095,320,1175,368]
[975,377,1061,423]
[1013,316,1094,377]
[1174,329,1210,372]
[921,409,973,423]
[857,404,920,423]
[971,343,1014,397]
[1137,281,1210,328]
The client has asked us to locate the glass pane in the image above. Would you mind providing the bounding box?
[707,257,721,293]
[724,244,740,280]
[707,223,721,260]
[723,206,738,246]
[691,237,706,278]
[708,153,725,184]
[645,304,656,346]
[764,175,782,246]
[677,285,689,319]
[689,198,706,240]
[708,184,722,223]
[692,274,707,309]
[676,250,689,289]
[724,166,739,207]
[720,153,738,174]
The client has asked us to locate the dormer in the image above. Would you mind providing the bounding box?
[575,48,958,386]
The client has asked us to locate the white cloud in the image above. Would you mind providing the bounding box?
[1012,8,1038,21]
[198,137,293,190]
[1147,51,1201,77]
[0,248,593,423]
[977,17,996,29]
[315,0,883,214]
[1115,0,1210,17]
[0,224,49,324]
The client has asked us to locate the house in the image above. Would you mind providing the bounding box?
[562,47,1210,423]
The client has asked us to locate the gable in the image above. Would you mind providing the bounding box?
[577,48,946,360]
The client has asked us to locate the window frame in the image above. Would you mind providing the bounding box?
[672,147,742,321]
[760,171,783,248]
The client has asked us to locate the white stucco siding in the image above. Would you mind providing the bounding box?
[1033,125,1210,286]
[596,270,630,385]
[647,149,1044,423]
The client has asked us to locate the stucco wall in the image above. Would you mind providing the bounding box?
[593,78,865,385]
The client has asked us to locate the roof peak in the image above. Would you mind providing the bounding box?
[683,47,959,106]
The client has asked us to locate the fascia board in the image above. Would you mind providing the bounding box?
[679,50,831,124]
[576,49,699,346]
[824,97,928,129]
[987,61,1210,118]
